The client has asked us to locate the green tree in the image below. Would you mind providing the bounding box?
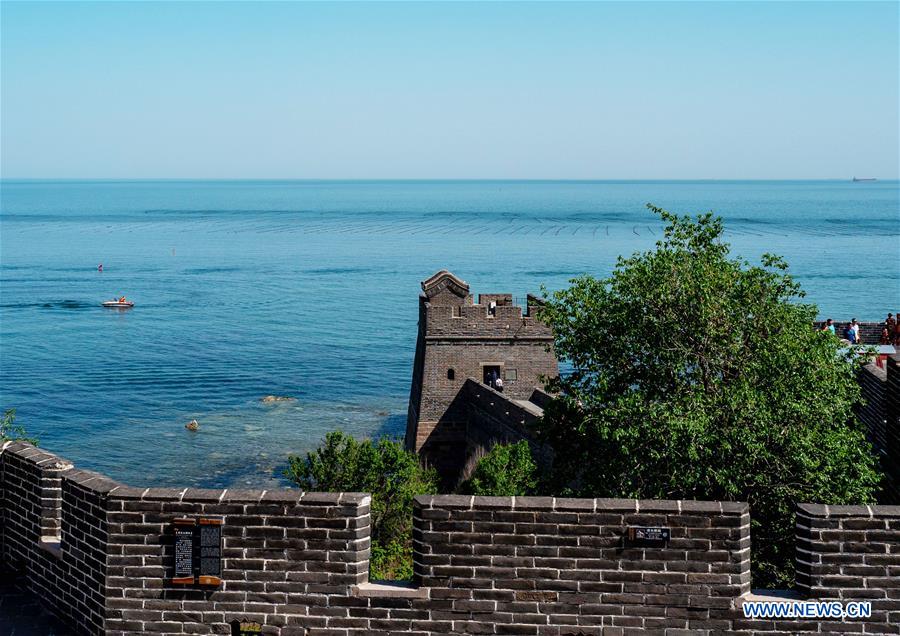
[459,441,538,496]
[285,431,438,580]
[536,205,881,588]
[1,409,37,445]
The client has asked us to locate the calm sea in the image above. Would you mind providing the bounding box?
[1,180,898,487]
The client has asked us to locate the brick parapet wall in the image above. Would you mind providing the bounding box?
[424,301,554,340]
[4,443,900,634]
[102,486,371,634]
[463,378,542,441]
[1,441,110,634]
[859,363,887,452]
[855,355,900,503]
[795,504,900,627]
[413,495,751,633]
[887,356,900,500]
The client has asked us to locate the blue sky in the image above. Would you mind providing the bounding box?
[1,1,897,179]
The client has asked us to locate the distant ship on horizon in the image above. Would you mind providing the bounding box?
[852,177,877,182]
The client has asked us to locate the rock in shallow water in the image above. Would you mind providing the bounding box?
[260,395,296,403]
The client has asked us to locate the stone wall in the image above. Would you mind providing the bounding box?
[102,486,369,634]
[3,441,900,634]
[887,356,900,499]
[855,355,900,503]
[462,379,542,446]
[413,495,750,632]
[795,504,900,625]
[406,271,557,483]
[2,442,109,635]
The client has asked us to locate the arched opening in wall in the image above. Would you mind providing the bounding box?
[447,368,455,380]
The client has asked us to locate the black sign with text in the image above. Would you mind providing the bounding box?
[173,523,195,579]
[199,521,222,577]
[627,526,671,545]
[171,518,223,585]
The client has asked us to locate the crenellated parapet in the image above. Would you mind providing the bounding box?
[3,441,898,634]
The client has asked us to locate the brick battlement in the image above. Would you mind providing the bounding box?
[2,441,898,634]
[424,300,552,340]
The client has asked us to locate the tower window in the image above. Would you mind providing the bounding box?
[447,368,455,380]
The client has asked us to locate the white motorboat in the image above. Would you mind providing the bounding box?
[102,300,134,308]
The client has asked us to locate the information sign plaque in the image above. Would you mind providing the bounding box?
[172,519,196,584]
[627,526,671,545]
[170,518,223,586]
[198,518,223,585]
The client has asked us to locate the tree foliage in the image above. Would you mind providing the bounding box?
[536,205,881,588]
[1,409,37,445]
[285,431,438,580]
[459,441,538,496]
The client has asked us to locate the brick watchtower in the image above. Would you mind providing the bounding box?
[405,270,558,481]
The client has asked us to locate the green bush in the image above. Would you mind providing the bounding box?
[285,431,437,581]
[1,409,37,445]
[536,205,882,588]
[459,441,537,496]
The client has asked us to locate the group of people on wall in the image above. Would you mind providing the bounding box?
[818,314,900,346]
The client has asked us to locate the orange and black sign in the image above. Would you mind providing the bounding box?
[171,518,223,586]
[231,619,262,635]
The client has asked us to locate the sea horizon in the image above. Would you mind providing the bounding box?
[4,177,898,183]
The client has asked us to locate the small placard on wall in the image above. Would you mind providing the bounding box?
[627,526,671,545]
[170,518,223,586]
[231,620,262,635]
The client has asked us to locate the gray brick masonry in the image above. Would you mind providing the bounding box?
[2,441,898,634]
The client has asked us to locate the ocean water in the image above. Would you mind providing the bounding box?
[1,180,898,488]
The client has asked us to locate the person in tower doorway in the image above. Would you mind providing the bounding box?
[495,374,504,392]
